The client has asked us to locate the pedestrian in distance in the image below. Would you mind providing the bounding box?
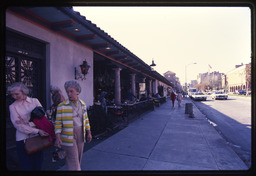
[50,85,65,122]
[171,91,176,108]
[8,82,49,171]
[100,91,107,111]
[54,80,92,171]
[124,89,136,103]
[177,91,183,107]
[50,85,65,109]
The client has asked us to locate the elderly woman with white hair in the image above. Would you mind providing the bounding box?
[8,82,49,170]
[54,80,92,170]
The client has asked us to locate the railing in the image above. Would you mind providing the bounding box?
[88,98,166,136]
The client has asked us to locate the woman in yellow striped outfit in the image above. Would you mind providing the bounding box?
[54,80,92,170]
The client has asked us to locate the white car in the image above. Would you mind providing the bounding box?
[211,91,228,100]
[188,88,197,98]
[191,92,207,101]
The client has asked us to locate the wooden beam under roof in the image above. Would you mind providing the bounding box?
[92,43,110,49]
[122,59,134,64]
[113,55,128,60]
[51,20,76,30]
[128,62,139,67]
[76,34,97,42]
[105,50,120,56]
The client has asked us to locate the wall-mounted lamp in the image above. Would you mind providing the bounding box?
[75,60,90,80]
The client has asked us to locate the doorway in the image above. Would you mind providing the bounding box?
[5,29,46,148]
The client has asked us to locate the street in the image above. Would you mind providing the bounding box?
[192,95,252,167]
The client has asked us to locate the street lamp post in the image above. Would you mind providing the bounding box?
[185,62,197,96]
[150,59,156,71]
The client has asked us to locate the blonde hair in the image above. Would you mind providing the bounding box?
[7,82,30,95]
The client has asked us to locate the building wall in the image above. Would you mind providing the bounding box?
[158,81,168,97]
[226,65,247,92]
[221,75,227,90]
[197,72,224,90]
[190,80,198,88]
[210,72,223,90]
[197,73,208,84]
[6,11,94,107]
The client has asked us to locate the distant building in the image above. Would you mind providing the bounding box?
[221,74,227,91]
[226,63,250,93]
[175,77,183,92]
[197,73,208,84]
[164,71,176,83]
[197,71,224,90]
[190,80,198,88]
[163,71,182,92]
[209,71,225,90]
[196,63,251,93]
[163,70,176,87]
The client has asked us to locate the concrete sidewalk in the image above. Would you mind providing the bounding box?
[60,98,248,171]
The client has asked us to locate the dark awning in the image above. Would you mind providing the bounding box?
[7,6,172,86]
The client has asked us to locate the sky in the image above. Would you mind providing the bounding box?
[73,6,251,85]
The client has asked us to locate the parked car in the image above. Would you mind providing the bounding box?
[188,88,197,98]
[211,91,228,100]
[191,92,207,101]
[238,90,246,95]
[233,90,239,94]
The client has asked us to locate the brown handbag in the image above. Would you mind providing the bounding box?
[24,135,52,154]
[14,106,53,154]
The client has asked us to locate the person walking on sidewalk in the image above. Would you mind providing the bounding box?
[50,85,65,122]
[54,80,92,171]
[8,82,49,171]
[177,91,183,107]
[170,91,176,108]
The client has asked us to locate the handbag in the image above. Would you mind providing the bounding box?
[14,105,53,154]
[24,134,53,154]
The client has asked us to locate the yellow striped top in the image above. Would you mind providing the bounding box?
[55,99,90,146]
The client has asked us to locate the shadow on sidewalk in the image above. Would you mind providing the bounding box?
[191,99,251,168]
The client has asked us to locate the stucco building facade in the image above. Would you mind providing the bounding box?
[226,63,251,93]
[6,10,94,107]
